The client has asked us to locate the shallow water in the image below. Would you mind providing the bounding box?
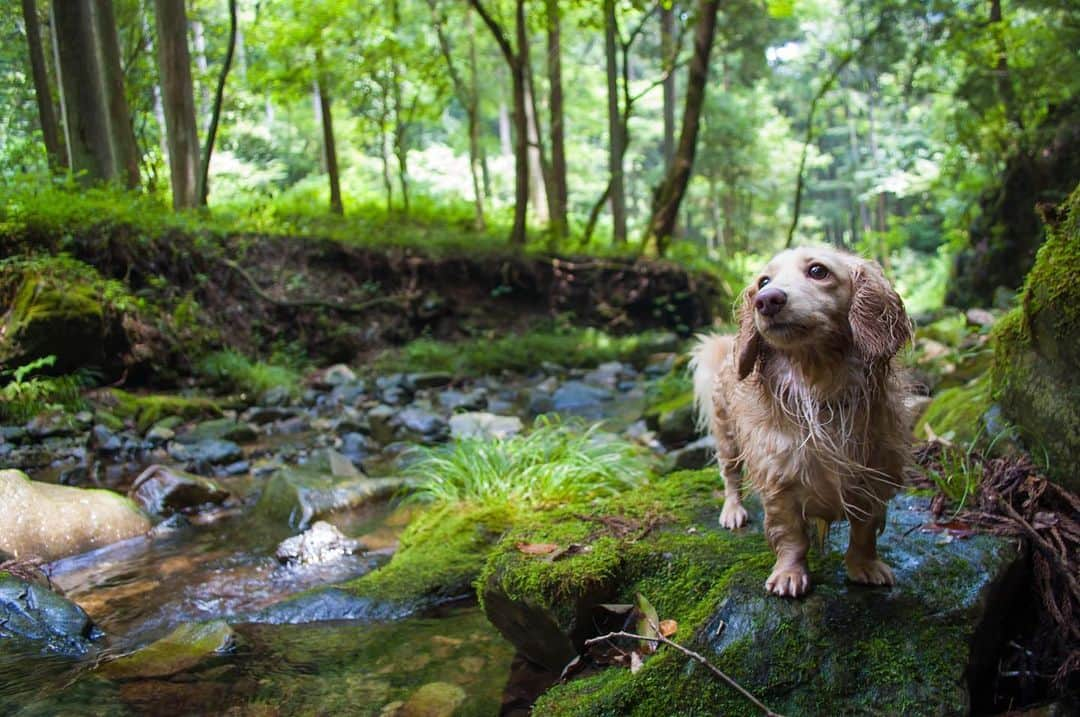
[1,603,514,716]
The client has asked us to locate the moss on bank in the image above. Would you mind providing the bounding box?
[107,389,223,433]
[915,373,992,445]
[990,184,1080,490]
[337,503,515,607]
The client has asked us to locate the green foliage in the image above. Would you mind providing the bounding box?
[924,444,983,515]
[196,350,301,400]
[405,417,649,509]
[109,389,223,433]
[0,355,88,423]
[383,328,678,376]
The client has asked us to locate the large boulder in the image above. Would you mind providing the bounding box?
[0,571,101,655]
[991,185,1080,491]
[0,469,150,561]
[0,272,136,380]
[479,471,1026,715]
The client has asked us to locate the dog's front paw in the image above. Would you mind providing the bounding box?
[845,557,895,587]
[719,500,748,530]
[765,563,810,598]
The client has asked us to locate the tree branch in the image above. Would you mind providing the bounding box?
[582,627,783,717]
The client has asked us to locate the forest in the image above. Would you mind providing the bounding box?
[0,0,1078,715]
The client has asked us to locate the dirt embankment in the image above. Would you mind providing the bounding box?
[1,227,725,383]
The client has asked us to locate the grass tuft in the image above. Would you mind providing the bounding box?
[196,350,301,400]
[405,417,649,508]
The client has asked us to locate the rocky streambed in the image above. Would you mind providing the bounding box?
[0,349,1037,715]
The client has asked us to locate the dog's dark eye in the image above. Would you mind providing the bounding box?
[758,276,770,288]
[807,264,829,280]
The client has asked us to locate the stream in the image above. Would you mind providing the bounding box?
[0,358,682,716]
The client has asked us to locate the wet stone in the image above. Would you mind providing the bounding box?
[275,521,363,565]
[243,406,298,425]
[97,620,235,680]
[548,381,615,419]
[396,408,450,444]
[437,388,488,412]
[406,372,454,390]
[129,464,230,517]
[167,439,243,466]
[90,424,123,455]
[0,572,101,655]
[668,435,716,471]
[176,418,258,444]
[449,412,523,440]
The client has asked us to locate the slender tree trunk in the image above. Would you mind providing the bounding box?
[497,102,512,157]
[465,9,486,229]
[380,80,393,212]
[546,0,568,240]
[53,0,137,186]
[471,0,529,247]
[524,63,551,224]
[660,3,676,171]
[153,0,199,208]
[604,0,627,244]
[197,0,237,207]
[22,0,65,171]
[191,19,210,119]
[94,0,140,188]
[429,0,486,229]
[315,52,343,216]
[645,0,719,255]
[391,0,410,217]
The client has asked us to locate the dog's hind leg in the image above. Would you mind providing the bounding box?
[844,512,895,586]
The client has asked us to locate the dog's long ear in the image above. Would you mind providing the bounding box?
[848,260,912,362]
[736,286,763,379]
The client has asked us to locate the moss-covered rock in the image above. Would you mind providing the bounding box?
[106,389,223,434]
[990,184,1080,491]
[253,466,407,530]
[97,620,234,680]
[479,471,1025,715]
[339,503,514,609]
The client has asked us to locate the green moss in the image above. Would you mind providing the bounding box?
[108,389,223,433]
[989,183,1080,489]
[338,502,515,606]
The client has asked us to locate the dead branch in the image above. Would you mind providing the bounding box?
[583,628,783,717]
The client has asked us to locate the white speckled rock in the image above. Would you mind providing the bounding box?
[0,469,151,561]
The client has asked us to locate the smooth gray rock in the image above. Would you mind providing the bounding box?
[0,573,101,655]
[128,464,229,517]
[167,439,243,466]
[449,412,523,440]
[254,467,407,529]
[275,521,362,565]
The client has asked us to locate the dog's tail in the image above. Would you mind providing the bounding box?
[689,334,729,435]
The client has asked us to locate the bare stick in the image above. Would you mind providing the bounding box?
[583,629,783,717]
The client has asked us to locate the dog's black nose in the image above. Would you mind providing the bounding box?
[755,287,787,316]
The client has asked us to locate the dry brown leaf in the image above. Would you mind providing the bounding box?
[516,542,558,555]
[659,619,678,637]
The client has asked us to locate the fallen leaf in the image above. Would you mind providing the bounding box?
[659,619,678,637]
[516,542,558,555]
[548,543,592,562]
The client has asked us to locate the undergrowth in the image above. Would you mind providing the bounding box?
[0,356,89,423]
[197,350,302,400]
[381,328,679,376]
[405,417,650,508]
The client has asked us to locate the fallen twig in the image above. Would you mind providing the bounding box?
[583,628,783,717]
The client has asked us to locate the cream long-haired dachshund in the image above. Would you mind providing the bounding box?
[691,247,912,598]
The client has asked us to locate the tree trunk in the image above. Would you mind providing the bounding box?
[429,0,486,229]
[471,0,528,247]
[604,0,627,244]
[497,102,512,157]
[94,0,140,188]
[197,0,237,207]
[660,3,676,171]
[315,52,343,216]
[391,0,410,217]
[52,0,138,187]
[524,63,551,225]
[153,0,199,208]
[546,0,568,240]
[191,19,210,119]
[645,0,719,254]
[380,80,393,212]
[21,0,65,171]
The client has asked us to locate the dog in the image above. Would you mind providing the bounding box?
[691,246,912,598]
